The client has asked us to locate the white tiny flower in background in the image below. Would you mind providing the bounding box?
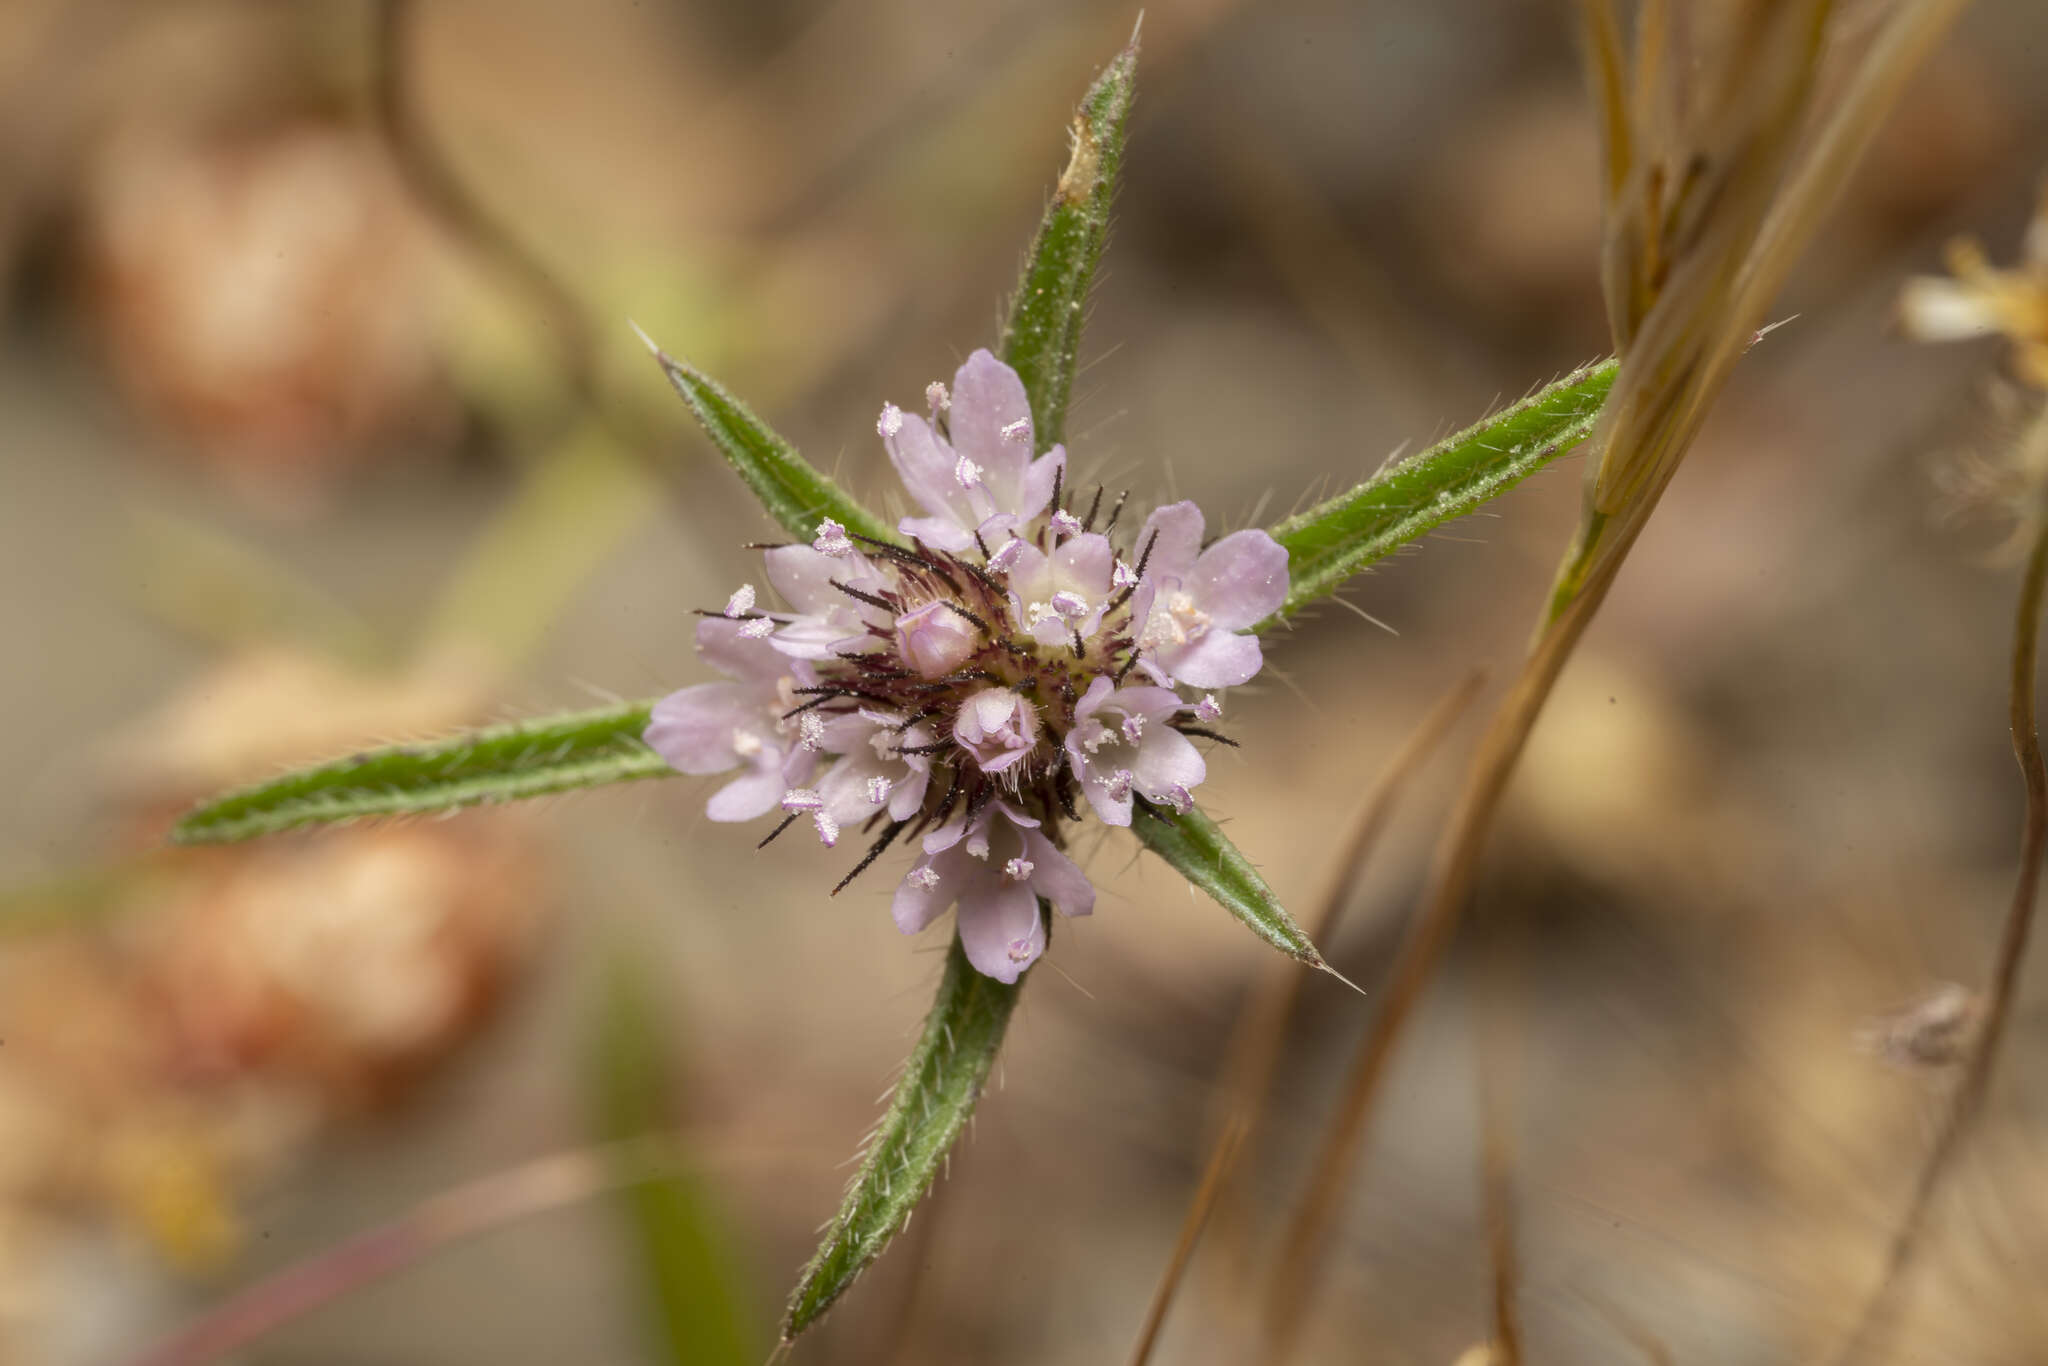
[1899,195,2048,391]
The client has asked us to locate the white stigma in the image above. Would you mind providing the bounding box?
[926,380,950,413]
[812,811,841,847]
[780,788,824,813]
[866,776,893,805]
[1000,417,1031,444]
[1121,713,1146,742]
[724,583,756,617]
[1195,694,1222,722]
[738,616,777,639]
[877,404,905,438]
[1098,768,1134,802]
[732,730,765,759]
[1112,560,1138,589]
[1003,857,1035,882]
[1051,510,1083,537]
[954,455,984,489]
[908,865,941,889]
[813,518,855,557]
[798,712,828,752]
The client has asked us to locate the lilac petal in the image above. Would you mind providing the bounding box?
[1021,830,1095,918]
[885,765,931,821]
[922,809,972,856]
[885,411,977,527]
[1071,674,1115,727]
[705,763,784,822]
[897,513,976,554]
[693,617,788,683]
[948,350,1034,506]
[1189,530,1290,630]
[643,682,756,774]
[814,710,881,753]
[763,545,854,616]
[956,877,1044,983]
[1078,769,1134,827]
[816,753,883,823]
[772,617,860,661]
[1015,447,1066,523]
[1116,685,1187,723]
[1054,533,1115,597]
[1159,629,1264,689]
[893,844,972,934]
[1131,727,1207,805]
[1135,501,1204,586]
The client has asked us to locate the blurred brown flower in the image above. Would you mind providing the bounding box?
[77,119,455,500]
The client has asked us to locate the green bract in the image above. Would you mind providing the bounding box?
[171,701,666,845]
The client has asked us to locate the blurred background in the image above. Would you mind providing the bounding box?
[4,0,2048,1362]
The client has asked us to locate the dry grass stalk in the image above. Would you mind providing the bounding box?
[1124,673,1483,1366]
[1827,402,2048,1365]
[1476,895,1524,1366]
[1259,1,1971,1357]
[129,1136,692,1366]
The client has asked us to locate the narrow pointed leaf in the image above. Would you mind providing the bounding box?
[998,30,1139,450]
[170,701,671,844]
[644,340,897,545]
[1263,358,1618,627]
[1131,800,1327,969]
[784,930,1021,1339]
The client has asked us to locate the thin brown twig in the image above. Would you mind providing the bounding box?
[1122,672,1483,1366]
[370,0,601,409]
[1261,575,1619,1365]
[126,1136,690,1366]
[1476,895,1523,1366]
[1125,1115,1250,1366]
[1827,410,2048,1365]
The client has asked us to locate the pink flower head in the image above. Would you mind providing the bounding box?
[645,618,816,821]
[882,350,1065,552]
[893,803,1094,982]
[1133,502,1288,689]
[1065,677,1207,826]
[652,349,1286,980]
[952,687,1039,774]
